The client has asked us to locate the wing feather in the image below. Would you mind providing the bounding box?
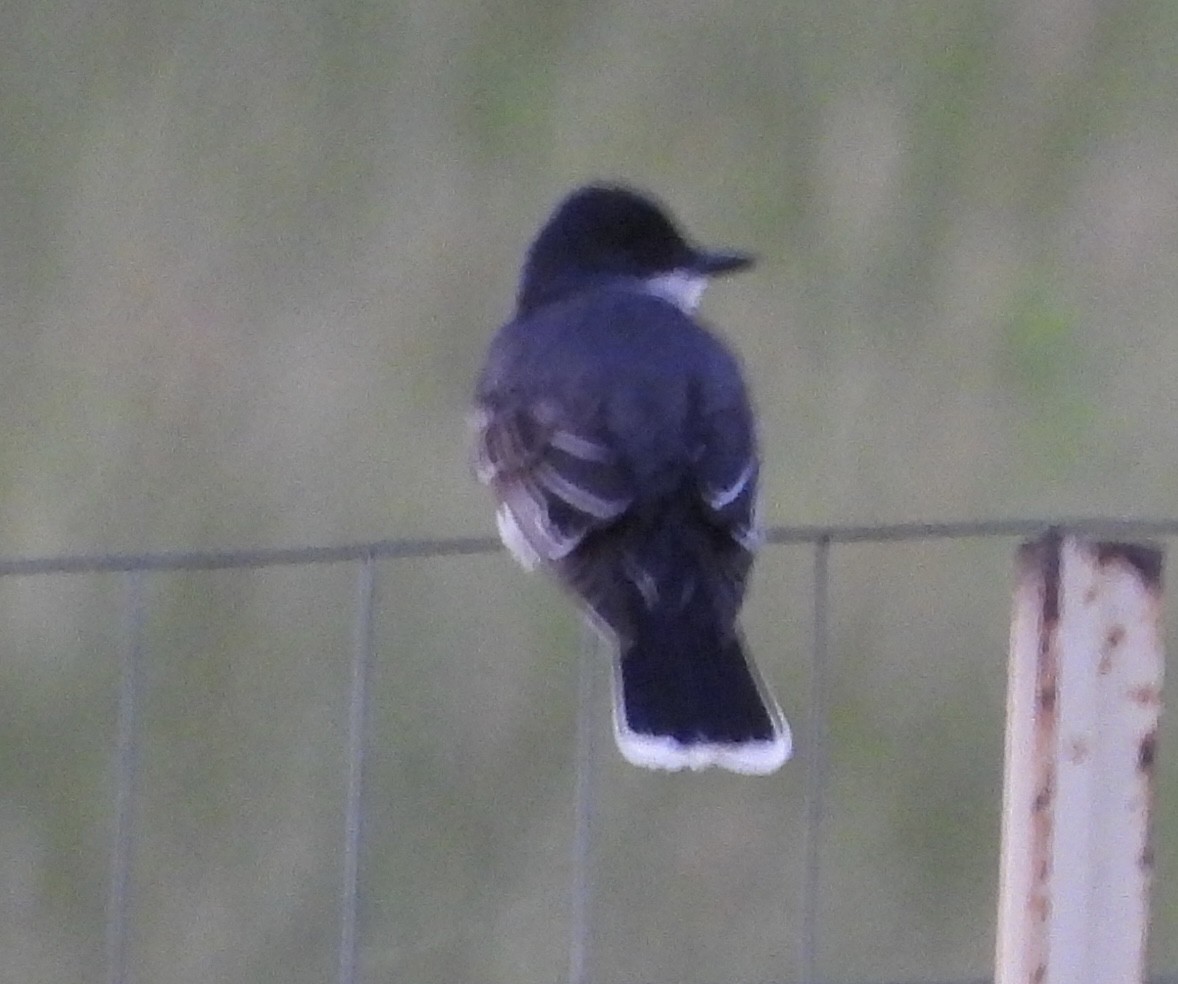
[473,396,633,567]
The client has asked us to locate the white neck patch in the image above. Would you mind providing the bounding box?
[643,270,707,313]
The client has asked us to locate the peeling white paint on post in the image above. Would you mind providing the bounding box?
[995,531,1164,984]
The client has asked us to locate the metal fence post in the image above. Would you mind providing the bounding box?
[996,531,1164,984]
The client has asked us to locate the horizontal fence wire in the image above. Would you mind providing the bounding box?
[842,979,1178,984]
[3,518,1173,984]
[853,979,1178,984]
[3,515,1178,577]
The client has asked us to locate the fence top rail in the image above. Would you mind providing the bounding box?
[0,516,1174,578]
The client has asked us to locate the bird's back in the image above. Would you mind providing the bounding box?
[478,284,749,499]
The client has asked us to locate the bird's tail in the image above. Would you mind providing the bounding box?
[610,579,791,774]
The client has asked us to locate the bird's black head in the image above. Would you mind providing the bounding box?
[516,184,753,315]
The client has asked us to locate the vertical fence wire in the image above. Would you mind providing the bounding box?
[107,569,145,984]
[568,624,599,984]
[799,535,831,984]
[338,555,377,984]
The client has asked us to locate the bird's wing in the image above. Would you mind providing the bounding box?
[472,394,634,569]
[696,402,760,551]
[691,384,761,615]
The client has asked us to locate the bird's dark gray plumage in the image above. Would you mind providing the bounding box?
[472,184,791,773]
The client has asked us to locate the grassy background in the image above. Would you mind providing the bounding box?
[1,0,1176,981]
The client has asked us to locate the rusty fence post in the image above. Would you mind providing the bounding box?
[995,531,1164,984]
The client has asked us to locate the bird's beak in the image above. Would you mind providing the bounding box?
[691,248,755,276]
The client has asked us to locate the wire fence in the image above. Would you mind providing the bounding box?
[3,516,1175,984]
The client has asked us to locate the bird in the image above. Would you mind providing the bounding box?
[471,183,791,774]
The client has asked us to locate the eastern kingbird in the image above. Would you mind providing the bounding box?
[472,184,791,774]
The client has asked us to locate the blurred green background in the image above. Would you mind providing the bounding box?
[2,0,1176,981]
